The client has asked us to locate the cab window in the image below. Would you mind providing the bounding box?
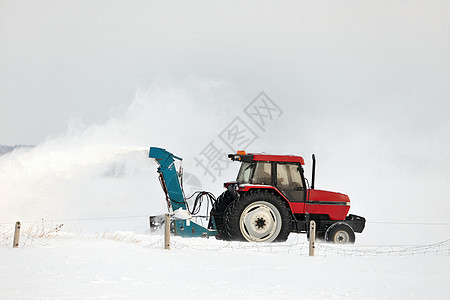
[236,162,254,184]
[251,162,272,185]
[277,163,303,189]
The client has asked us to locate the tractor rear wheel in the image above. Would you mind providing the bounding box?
[325,223,355,244]
[209,191,234,240]
[225,191,291,242]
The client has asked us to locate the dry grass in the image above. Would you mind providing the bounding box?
[1,222,143,248]
[97,231,142,244]
[22,222,64,238]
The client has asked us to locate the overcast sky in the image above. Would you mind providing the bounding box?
[1,0,448,145]
[1,1,449,228]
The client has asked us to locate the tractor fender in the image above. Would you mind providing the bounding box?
[238,185,294,213]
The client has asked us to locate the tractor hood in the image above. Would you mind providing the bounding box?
[306,189,351,220]
[308,189,350,204]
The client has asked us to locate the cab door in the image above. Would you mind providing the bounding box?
[275,163,306,214]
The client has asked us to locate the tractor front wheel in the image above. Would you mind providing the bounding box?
[225,191,291,242]
[325,223,355,244]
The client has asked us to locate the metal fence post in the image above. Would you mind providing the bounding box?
[164,214,170,250]
[13,221,21,248]
[309,220,316,256]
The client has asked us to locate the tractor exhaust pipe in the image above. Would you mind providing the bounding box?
[311,154,316,190]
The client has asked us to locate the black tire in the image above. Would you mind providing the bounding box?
[209,191,234,240]
[325,223,355,244]
[224,190,291,243]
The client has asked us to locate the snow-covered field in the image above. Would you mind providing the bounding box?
[1,221,449,300]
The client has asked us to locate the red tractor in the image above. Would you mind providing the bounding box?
[209,151,365,243]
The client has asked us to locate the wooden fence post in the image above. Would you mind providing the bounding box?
[309,220,316,256]
[13,221,21,248]
[164,214,170,250]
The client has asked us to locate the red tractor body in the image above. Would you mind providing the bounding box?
[212,151,365,243]
[235,185,350,220]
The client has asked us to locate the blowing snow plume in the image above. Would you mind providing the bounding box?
[0,78,242,228]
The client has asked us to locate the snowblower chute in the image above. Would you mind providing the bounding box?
[148,147,217,238]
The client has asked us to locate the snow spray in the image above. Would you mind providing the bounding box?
[0,79,242,232]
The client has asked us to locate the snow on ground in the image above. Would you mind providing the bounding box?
[1,223,449,300]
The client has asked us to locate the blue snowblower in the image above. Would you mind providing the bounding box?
[148,147,217,238]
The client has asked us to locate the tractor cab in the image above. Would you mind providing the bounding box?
[228,151,307,203]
